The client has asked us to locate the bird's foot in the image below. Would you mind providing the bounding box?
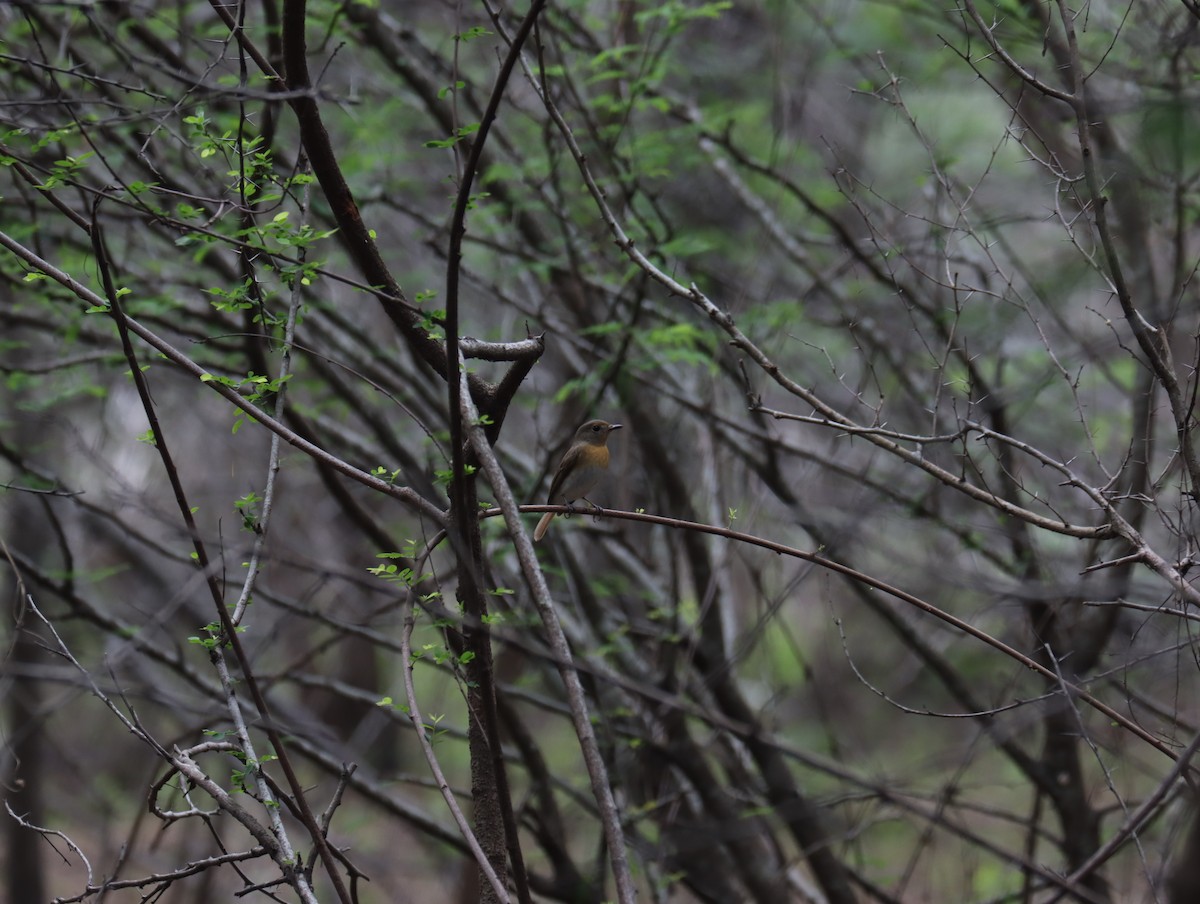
[582,497,604,523]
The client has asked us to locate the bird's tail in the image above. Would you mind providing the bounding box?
[533,511,555,541]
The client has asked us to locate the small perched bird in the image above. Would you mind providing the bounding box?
[534,419,623,542]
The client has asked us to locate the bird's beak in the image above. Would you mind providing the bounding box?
[609,424,624,431]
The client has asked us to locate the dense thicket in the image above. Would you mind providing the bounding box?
[3,2,1200,902]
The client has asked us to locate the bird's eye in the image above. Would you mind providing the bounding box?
[592,424,602,432]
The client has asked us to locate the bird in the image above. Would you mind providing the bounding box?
[533,419,623,542]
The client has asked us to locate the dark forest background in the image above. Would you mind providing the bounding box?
[3,1,1200,902]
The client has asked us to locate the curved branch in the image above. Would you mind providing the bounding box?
[497,504,1189,767]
